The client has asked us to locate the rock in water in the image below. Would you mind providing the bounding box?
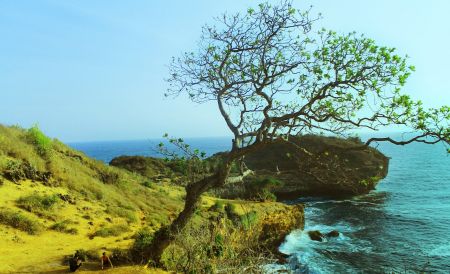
[308,230,324,242]
[242,135,389,198]
[326,230,340,237]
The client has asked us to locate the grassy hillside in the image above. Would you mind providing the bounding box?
[0,125,186,272]
[0,124,304,273]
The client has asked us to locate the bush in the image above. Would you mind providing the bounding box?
[130,228,154,262]
[162,223,272,273]
[98,167,120,185]
[3,160,25,182]
[245,176,282,201]
[110,248,132,265]
[224,203,240,224]
[240,211,258,230]
[50,219,78,234]
[3,159,51,183]
[73,249,99,262]
[93,224,130,237]
[143,181,154,188]
[106,206,137,223]
[0,209,42,234]
[17,193,59,213]
[26,124,52,157]
[210,200,225,212]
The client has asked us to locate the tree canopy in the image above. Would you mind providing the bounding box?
[167,0,449,151]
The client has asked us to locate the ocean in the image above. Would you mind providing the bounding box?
[69,137,450,273]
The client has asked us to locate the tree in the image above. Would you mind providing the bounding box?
[145,0,450,264]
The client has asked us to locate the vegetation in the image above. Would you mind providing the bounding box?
[26,124,53,157]
[0,208,42,235]
[145,0,449,264]
[17,193,59,213]
[50,219,78,234]
[245,176,282,201]
[93,224,131,237]
[106,205,138,224]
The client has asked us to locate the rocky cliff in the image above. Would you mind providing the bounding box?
[243,135,389,198]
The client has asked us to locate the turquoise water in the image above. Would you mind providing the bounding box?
[70,138,450,273]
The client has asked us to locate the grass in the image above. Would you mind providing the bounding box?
[0,208,42,235]
[16,193,60,216]
[26,124,53,157]
[50,219,78,234]
[240,211,258,230]
[106,205,138,223]
[93,224,130,237]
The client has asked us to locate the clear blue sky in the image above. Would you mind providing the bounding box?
[0,0,449,142]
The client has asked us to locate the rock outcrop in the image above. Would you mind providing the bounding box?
[242,135,389,198]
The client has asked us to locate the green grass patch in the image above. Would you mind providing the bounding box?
[240,211,258,230]
[50,219,78,234]
[93,224,130,237]
[16,193,59,214]
[0,208,42,234]
[26,124,52,157]
[106,205,138,223]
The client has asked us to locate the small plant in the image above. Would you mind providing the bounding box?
[73,249,99,262]
[110,248,132,265]
[50,219,78,234]
[245,176,282,201]
[360,176,381,187]
[0,209,42,235]
[17,193,59,213]
[106,206,137,223]
[240,211,258,230]
[130,228,154,262]
[26,124,52,157]
[93,224,130,237]
[143,181,154,188]
[3,160,25,182]
[210,200,225,212]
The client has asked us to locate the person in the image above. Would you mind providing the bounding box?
[69,255,82,272]
[101,252,113,270]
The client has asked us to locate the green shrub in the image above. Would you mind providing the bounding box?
[143,181,154,188]
[98,167,120,185]
[240,211,258,230]
[106,206,137,223]
[17,193,59,214]
[245,176,282,201]
[210,200,225,212]
[73,249,99,262]
[50,219,78,234]
[224,203,240,224]
[3,159,50,183]
[110,248,132,265]
[130,228,154,262]
[93,224,130,237]
[0,209,42,234]
[3,160,25,182]
[26,124,52,157]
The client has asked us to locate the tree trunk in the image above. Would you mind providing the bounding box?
[143,162,232,265]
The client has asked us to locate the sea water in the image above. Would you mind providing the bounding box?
[69,137,450,273]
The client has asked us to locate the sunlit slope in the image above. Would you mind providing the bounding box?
[0,124,183,272]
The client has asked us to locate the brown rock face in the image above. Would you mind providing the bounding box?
[243,135,389,198]
[254,204,305,259]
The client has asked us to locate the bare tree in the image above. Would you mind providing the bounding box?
[144,0,449,264]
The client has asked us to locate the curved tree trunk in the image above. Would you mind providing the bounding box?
[143,162,232,265]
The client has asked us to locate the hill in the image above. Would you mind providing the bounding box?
[0,124,303,273]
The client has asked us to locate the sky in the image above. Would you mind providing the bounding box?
[0,0,449,142]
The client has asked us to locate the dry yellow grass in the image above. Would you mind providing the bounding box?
[0,180,142,273]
